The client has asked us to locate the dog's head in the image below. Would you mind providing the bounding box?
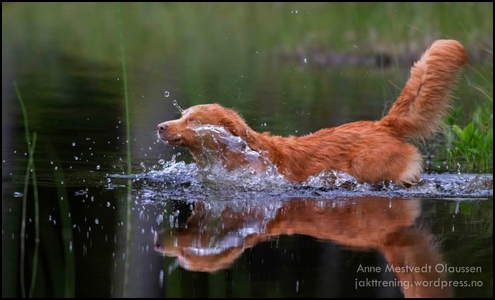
[157,103,250,149]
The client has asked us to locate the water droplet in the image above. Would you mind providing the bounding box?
[159,269,164,288]
[164,91,170,97]
[303,58,307,63]
[172,99,184,113]
[96,165,100,170]
[95,218,99,225]
[72,142,76,147]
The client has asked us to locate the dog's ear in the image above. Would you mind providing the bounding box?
[220,116,247,137]
[218,108,250,138]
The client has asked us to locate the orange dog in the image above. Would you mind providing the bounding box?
[157,40,468,185]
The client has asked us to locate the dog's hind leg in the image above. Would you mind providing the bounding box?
[350,143,422,186]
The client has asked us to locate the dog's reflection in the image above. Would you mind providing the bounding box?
[154,197,451,297]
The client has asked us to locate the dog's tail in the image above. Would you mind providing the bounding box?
[380,39,468,139]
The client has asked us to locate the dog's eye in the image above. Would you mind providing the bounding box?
[188,118,201,126]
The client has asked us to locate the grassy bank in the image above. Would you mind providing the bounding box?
[3,3,492,63]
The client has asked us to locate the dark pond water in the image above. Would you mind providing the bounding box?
[2,3,493,298]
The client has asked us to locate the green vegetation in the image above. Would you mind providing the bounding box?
[14,82,40,298]
[117,3,134,297]
[2,3,493,62]
[443,97,493,173]
[46,148,76,298]
[14,82,76,298]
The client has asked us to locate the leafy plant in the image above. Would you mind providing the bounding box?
[443,104,493,173]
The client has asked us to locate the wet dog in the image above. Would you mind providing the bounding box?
[157,40,468,185]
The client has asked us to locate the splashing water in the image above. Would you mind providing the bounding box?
[112,123,493,201]
[190,124,288,189]
[135,163,493,202]
[164,91,184,113]
[172,99,184,113]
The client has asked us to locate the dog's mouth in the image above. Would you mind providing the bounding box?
[158,132,183,146]
[165,137,182,145]
[164,136,184,146]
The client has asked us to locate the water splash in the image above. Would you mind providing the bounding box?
[172,99,184,113]
[190,124,290,189]
[111,124,493,200]
[138,164,493,202]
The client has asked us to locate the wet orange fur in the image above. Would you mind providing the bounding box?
[157,40,468,185]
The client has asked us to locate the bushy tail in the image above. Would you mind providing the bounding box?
[381,39,468,139]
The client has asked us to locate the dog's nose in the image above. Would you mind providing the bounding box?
[157,122,169,132]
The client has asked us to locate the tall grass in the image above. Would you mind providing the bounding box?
[118,3,133,297]
[14,83,76,298]
[45,144,75,297]
[14,81,40,298]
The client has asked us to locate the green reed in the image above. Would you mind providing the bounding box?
[14,82,75,298]
[14,81,40,298]
[45,144,76,297]
[118,3,133,297]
